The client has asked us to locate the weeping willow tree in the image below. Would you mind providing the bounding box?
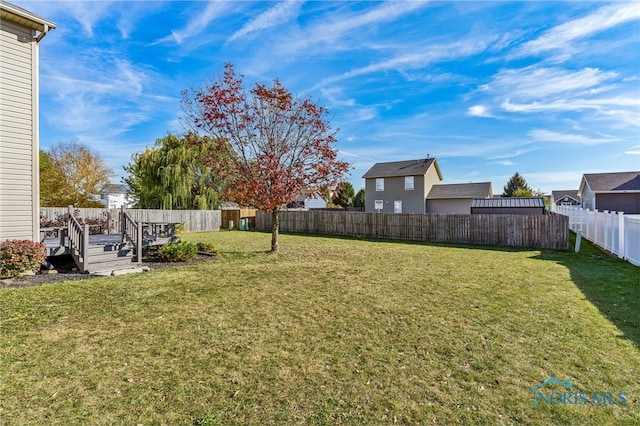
[124,132,224,209]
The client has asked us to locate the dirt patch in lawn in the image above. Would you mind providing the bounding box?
[0,251,215,289]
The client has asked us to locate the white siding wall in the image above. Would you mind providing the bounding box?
[0,19,38,241]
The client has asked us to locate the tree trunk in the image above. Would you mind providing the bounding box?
[271,209,279,252]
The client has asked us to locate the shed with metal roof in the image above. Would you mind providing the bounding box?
[471,197,546,215]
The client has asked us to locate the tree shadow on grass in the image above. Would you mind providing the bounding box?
[533,232,640,350]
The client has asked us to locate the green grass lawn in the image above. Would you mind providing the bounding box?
[1,231,638,425]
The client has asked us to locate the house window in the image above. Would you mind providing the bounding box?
[405,176,414,190]
[394,200,402,214]
[376,178,384,191]
[375,200,384,211]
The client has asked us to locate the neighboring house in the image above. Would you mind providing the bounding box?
[426,182,493,214]
[471,197,546,215]
[304,192,327,209]
[551,190,581,207]
[578,172,640,214]
[286,192,327,209]
[100,184,133,209]
[362,157,442,213]
[0,1,55,242]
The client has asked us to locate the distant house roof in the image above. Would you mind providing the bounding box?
[218,201,241,210]
[427,182,492,199]
[102,184,128,194]
[579,172,640,195]
[551,190,580,202]
[362,158,442,180]
[471,197,545,208]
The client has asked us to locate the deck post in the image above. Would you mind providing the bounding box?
[82,224,90,273]
[120,206,125,242]
[136,221,143,265]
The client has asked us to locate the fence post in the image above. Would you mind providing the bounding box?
[618,211,625,260]
[603,211,610,251]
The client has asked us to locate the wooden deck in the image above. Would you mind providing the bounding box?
[43,232,176,257]
[43,234,124,256]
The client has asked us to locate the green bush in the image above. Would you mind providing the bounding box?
[195,242,217,254]
[157,241,197,262]
[0,240,47,278]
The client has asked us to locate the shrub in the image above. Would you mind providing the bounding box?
[0,240,47,278]
[157,241,197,262]
[196,242,217,254]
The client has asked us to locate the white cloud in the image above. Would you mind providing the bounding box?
[528,129,619,146]
[483,67,617,100]
[315,37,492,88]
[467,104,492,117]
[313,1,428,44]
[229,0,303,42]
[517,3,640,57]
[502,96,640,115]
[625,145,640,155]
[156,2,232,45]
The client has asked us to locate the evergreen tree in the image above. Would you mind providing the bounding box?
[333,182,355,208]
[353,188,366,208]
[502,172,532,197]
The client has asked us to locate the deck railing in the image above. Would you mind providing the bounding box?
[120,206,142,264]
[67,205,90,272]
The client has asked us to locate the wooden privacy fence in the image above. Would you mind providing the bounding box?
[256,211,569,249]
[40,207,221,233]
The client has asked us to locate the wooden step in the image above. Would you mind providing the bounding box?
[85,243,139,273]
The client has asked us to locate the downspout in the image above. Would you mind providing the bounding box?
[35,24,50,43]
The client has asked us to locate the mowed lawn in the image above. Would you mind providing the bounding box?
[1,231,638,425]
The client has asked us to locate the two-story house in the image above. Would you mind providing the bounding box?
[362,157,442,213]
[0,1,55,241]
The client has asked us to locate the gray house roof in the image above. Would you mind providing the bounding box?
[471,197,545,208]
[551,190,580,202]
[579,172,640,195]
[362,158,442,179]
[427,182,492,199]
[102,184,128,194]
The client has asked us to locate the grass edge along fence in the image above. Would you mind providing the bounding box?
[555,205,640,266]
[256,210,569,250]
[40,207,222,234]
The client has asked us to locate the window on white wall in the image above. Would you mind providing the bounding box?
[405,176,414,190]
[376,178,384,191]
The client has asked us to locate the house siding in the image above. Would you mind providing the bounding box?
[596,193,640,214]
[365,175,426,213]
[0,18,39,241]
[581,185,596,211]
[426,199,473,214]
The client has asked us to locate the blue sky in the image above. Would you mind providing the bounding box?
[17,0,640,194]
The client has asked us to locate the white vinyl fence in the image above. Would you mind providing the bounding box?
[555,206,640,266]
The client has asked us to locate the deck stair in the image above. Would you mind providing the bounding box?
[66,206,143,274]
[85,242,137,273]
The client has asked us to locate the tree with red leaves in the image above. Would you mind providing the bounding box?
[182,63,350,252]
